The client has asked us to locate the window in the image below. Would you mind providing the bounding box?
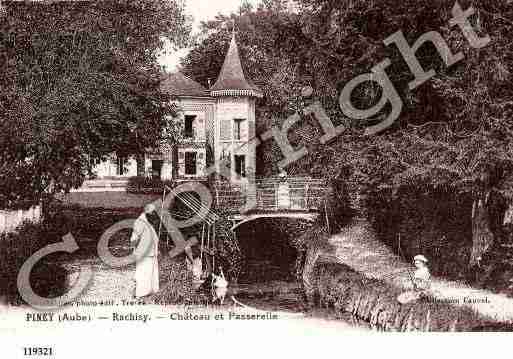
[151,160,163,179]
[234,118,246,141]
[235,155,246,177]
[184,152,197,175]
[184,115,196,138]
[90,156,101,167]
[116,156,128,176]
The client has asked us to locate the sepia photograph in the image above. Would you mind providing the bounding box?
[1,0,513,357]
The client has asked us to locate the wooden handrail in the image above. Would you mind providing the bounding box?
[213,177,328,213]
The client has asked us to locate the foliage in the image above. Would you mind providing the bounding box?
[151,256,206,305]
[213,218,243,282]
[276,0,513,194]
[0,0,191,209]
[313,262,501,331]
[290,223,330,281]
[184,0,513,269]
[126,176,176,194]
[181,1,309,120]
[185,0,513,193]
[366,187,475,280]
[0,222,68,305]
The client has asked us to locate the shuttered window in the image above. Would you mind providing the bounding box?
[234,118,246,141]
[185,152,197,175]
[184,115,196,138]
[220,120,232,140]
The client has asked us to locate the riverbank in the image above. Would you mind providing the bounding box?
[310,219,513,330]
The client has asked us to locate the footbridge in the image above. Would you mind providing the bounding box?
[212,177,329,230]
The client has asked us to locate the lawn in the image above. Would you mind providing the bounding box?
[57,191,161,209]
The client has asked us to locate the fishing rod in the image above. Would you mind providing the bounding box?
[157,185,167,244]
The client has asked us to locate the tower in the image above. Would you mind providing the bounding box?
[210,33,262,182]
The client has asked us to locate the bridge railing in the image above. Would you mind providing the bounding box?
[213,177,328,213]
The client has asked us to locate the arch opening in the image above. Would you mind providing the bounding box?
[235,217,314,284]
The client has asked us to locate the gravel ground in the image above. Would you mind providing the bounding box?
[64,257,135,302]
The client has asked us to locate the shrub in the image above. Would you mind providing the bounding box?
[365,187,475,281]
[42,202,140,259]
[126,176,175,194]
[0,222,68,305]
[312,262,499,331]
[213,218,243,282]
[151,256,206,305]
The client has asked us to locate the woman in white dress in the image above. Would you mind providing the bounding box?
[130,204,160,298]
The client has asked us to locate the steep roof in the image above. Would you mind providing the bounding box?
[161,72,211,98]
[210,33,263,98]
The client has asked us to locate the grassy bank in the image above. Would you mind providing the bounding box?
[311,261,504,331]
[303,220,513,331]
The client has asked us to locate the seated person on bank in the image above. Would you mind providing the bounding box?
[412,254,431,291]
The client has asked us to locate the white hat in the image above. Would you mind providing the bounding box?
[413,254,428,263]
[144,203,156,214]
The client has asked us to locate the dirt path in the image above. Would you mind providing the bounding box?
[324,219,513,323]
[64,258,135,302]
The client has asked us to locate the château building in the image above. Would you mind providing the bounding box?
[89,33,262,188]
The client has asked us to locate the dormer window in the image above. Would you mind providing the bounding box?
[184,115,196,138]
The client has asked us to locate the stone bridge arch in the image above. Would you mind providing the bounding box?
[229,212,318,231]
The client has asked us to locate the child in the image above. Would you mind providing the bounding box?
[397,254,431,304]
[412,254,431,291]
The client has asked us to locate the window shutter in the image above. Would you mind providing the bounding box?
[220,120,231,140]
[178,151,185,175]
[197,113,206,141]
[248,120,255,139]
[241,120,248,141]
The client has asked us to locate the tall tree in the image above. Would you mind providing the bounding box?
[0,0,191,209]
[183,0,513,268]
[292,0,513,268]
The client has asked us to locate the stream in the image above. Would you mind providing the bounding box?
[231,280,370,329]
[56,255,370,330]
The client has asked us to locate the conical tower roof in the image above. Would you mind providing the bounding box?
[210,33,263,98]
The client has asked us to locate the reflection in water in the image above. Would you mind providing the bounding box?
[230,280,371,330]
[232,218,370,329]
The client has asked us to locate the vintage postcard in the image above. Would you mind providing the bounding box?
[1,0,513,357]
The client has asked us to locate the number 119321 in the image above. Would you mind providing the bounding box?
[23,347,54,356]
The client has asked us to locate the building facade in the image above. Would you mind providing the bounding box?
[90,33,262,185]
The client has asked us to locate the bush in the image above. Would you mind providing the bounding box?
[126,176,175,194]
[213,218,243,282]
[312,262,502,331]
[0,222,68,305]
[365,186,475,281]
[151,256,206,305]
[42,202,139,259]
[295,224,333,302]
